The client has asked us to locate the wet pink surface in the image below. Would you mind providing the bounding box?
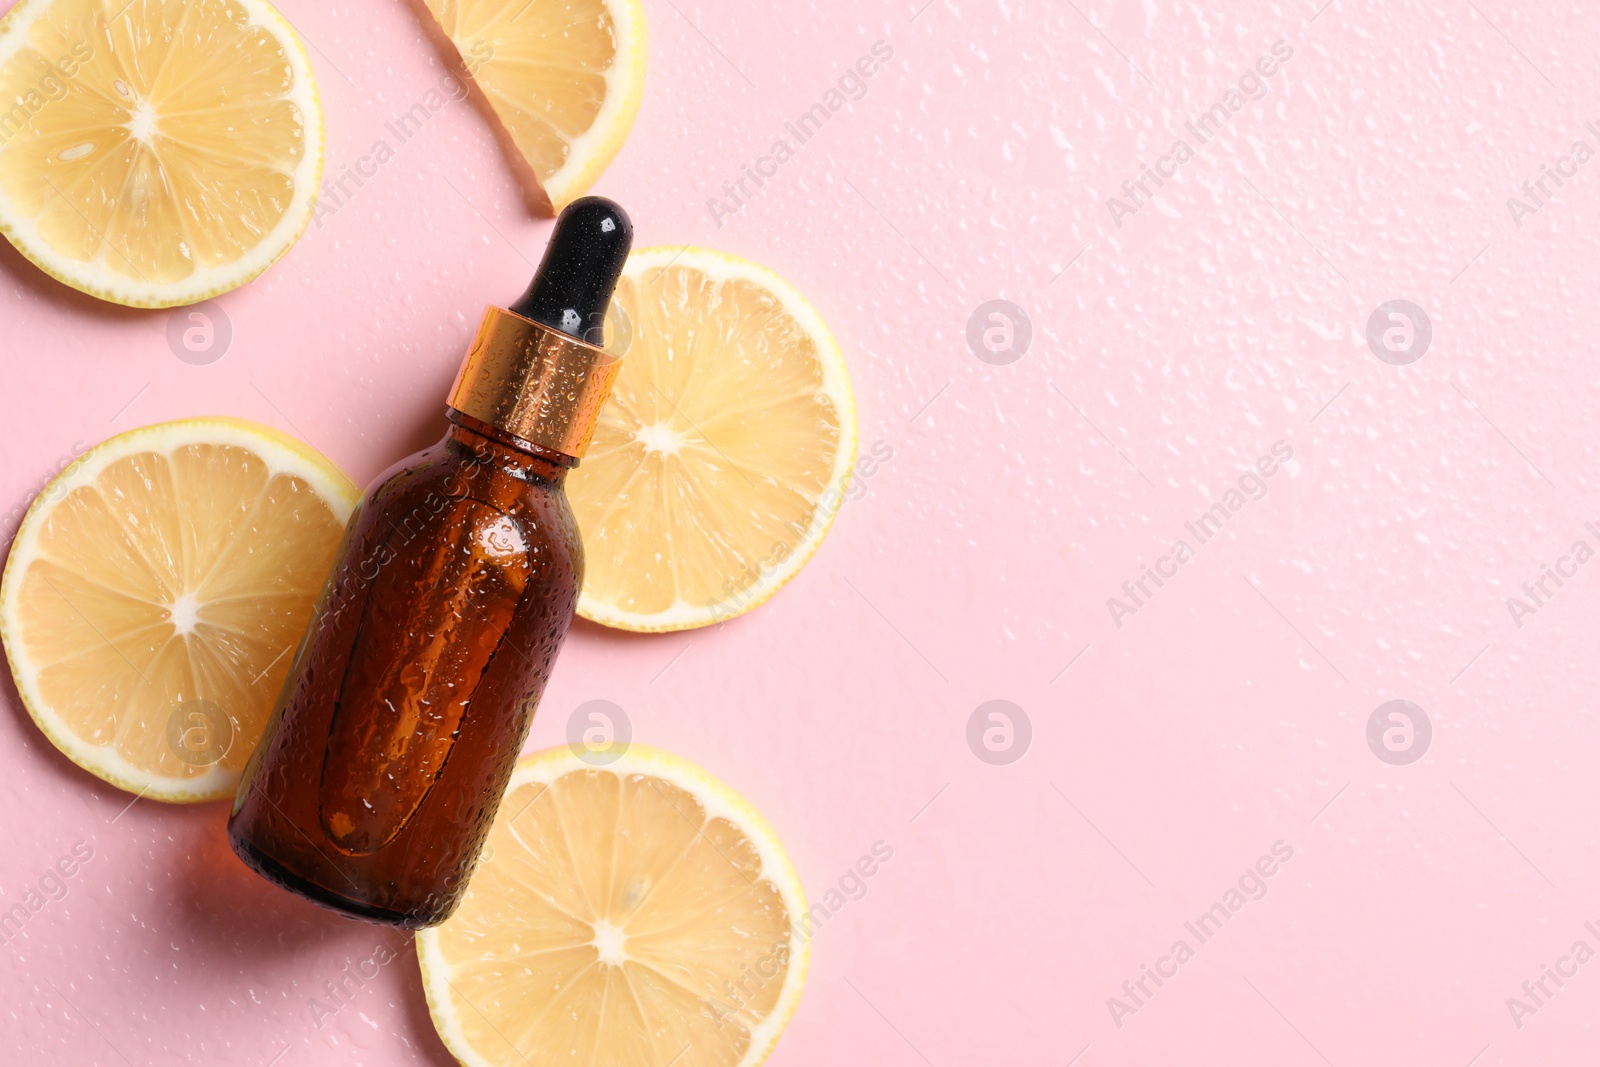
[3,0,1600,1063]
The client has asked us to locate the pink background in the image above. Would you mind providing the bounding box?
[3,0,1599,1062]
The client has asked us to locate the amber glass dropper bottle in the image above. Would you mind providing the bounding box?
[228,197,632,928]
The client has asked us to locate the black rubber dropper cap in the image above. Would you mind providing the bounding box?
[508,197,633,348]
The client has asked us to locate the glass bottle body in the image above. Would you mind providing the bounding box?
[228,413,582,927]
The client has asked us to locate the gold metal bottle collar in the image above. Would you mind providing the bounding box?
[447,306,621,459]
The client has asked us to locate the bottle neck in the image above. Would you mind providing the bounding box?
[447,306,620,459]
[445,408,577,484]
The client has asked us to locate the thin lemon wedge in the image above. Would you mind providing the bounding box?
[419,0,646,211]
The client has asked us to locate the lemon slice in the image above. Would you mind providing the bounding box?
[0,0,323,308]
[420,0,646,211]
[0,418,357,802]
[569,247,857,632]
[418,745,809,1067]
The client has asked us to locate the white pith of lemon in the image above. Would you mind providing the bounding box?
[418,744,810,1067]
[0,417,357,802]
[0,0,324,308]
[419,0,646,211]
[570,246,858,632]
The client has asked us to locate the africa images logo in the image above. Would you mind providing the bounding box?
[705,40,896,227]
[1106,441,1294,628]
[1104,40,1294,229]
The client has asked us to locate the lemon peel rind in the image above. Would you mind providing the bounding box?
[0,417,358,803]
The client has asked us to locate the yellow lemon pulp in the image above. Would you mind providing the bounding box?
[420,0,645,210]
[0,0,322,307]
[0,418,357,801]
[569,247,857,632]
[419,746,809,1067]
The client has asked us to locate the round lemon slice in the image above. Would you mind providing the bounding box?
[419,745,809,1067]
[569,247,858,632]
[0,418,357,802]
[419,0,646,211]
[0,0,324,308]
